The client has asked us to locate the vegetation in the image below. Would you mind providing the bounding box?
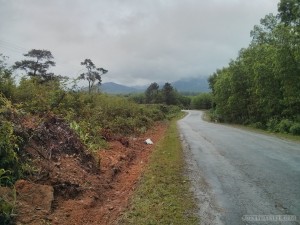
[12,49,64,83]
[190,93,213,110]
[129,82,206,109]
[120,114,199,225]
[208,0,300,135]
[79,58,108,93]
[0,51,184,223]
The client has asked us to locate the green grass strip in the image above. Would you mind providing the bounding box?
[120,116,199,225]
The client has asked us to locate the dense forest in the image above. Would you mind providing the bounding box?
[208,0,300,135]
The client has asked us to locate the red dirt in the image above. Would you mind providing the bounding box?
[13,116,167,225]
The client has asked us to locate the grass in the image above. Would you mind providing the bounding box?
[230,124,300,143]
[202,111,300,143]
[120,113,199,225]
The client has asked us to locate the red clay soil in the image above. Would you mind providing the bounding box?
[12,117,167,225]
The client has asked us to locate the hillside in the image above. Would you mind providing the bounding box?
[171,77,209,93]
[100,82,139,94]
[100,77,210,94]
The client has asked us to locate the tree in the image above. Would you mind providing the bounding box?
[250,13,278,45]
[0,54,15,99]
[278,0,300,27]
[191,93,212,110]
[145,82,160,103]
[162,82,176,105]
[79,59,108,93]
[13,49,56,82]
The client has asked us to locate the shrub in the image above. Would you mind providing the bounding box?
[289,123,300,135]
[276,119,293,133]
[0,120,22,186]
[0,196,15,225]
[249,122,266,129]
[191,93,213,110]
[266,118,279,132]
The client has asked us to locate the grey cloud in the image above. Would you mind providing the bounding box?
[0,0,278,86]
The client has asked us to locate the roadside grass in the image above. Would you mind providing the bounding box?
[230,124,300,143]
[120,113,199,225]
[202,111,300,143]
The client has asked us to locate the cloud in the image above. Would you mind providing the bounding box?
[0,0,278,86]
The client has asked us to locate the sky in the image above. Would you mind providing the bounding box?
[0,0,279,86]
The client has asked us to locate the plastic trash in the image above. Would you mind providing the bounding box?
[145,138,153,145]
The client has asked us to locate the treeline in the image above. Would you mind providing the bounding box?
[127,82,212,110]
[208,0,300,135]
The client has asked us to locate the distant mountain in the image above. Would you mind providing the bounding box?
[171,77,209,93]
[100,82,140,94]
[99,77,210,94]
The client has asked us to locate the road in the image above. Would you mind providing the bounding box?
[178,110,300,225]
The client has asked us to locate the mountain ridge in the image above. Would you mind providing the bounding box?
[100,77,210,94]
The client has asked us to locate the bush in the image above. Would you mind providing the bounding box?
[191,93,212,110]
[249,122,266,129]
[207,109,223,122]
[0,197,15,225]
[276,119,293,133]
[266,118,279,132]
[0,121,22,186]
[289,123,300,135]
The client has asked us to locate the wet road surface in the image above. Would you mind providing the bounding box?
[178,110,300,225]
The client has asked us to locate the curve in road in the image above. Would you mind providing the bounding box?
[178,110,300,225]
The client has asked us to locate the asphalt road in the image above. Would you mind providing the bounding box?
[178,110,300,225]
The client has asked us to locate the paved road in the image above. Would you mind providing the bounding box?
[178,110,300,225]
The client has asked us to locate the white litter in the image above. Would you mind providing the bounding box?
[145,138,154,145]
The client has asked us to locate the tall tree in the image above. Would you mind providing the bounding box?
[278,0,300,27]
[162,82,176,105]
[79,59,108,93]
[145,82,160,103]
[210,0,300,127]
[13,49,56,82]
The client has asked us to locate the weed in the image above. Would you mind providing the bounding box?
[120,115,199,225]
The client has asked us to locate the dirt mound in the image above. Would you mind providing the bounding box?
[10,114,167,225]
[24,115,99,174]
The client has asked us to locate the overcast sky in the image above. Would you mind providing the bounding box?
[0,0,278,86]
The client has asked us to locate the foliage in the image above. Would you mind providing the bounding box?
[0,195,15,225]
[191,93,212,110]
[70,120,107,151]
[276,119,294,133]
[208,0,300,134]
[0,95,23,186]
[12,49,60,82]
[0,50,183,224]
[120,116,199,225]
[289,123,300,135]
[0,54,16,100]
[162,82,177,105]
[79,59,108,93]
[145,82,160,103]
[14,77,65,113]
[141,82,192,108]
